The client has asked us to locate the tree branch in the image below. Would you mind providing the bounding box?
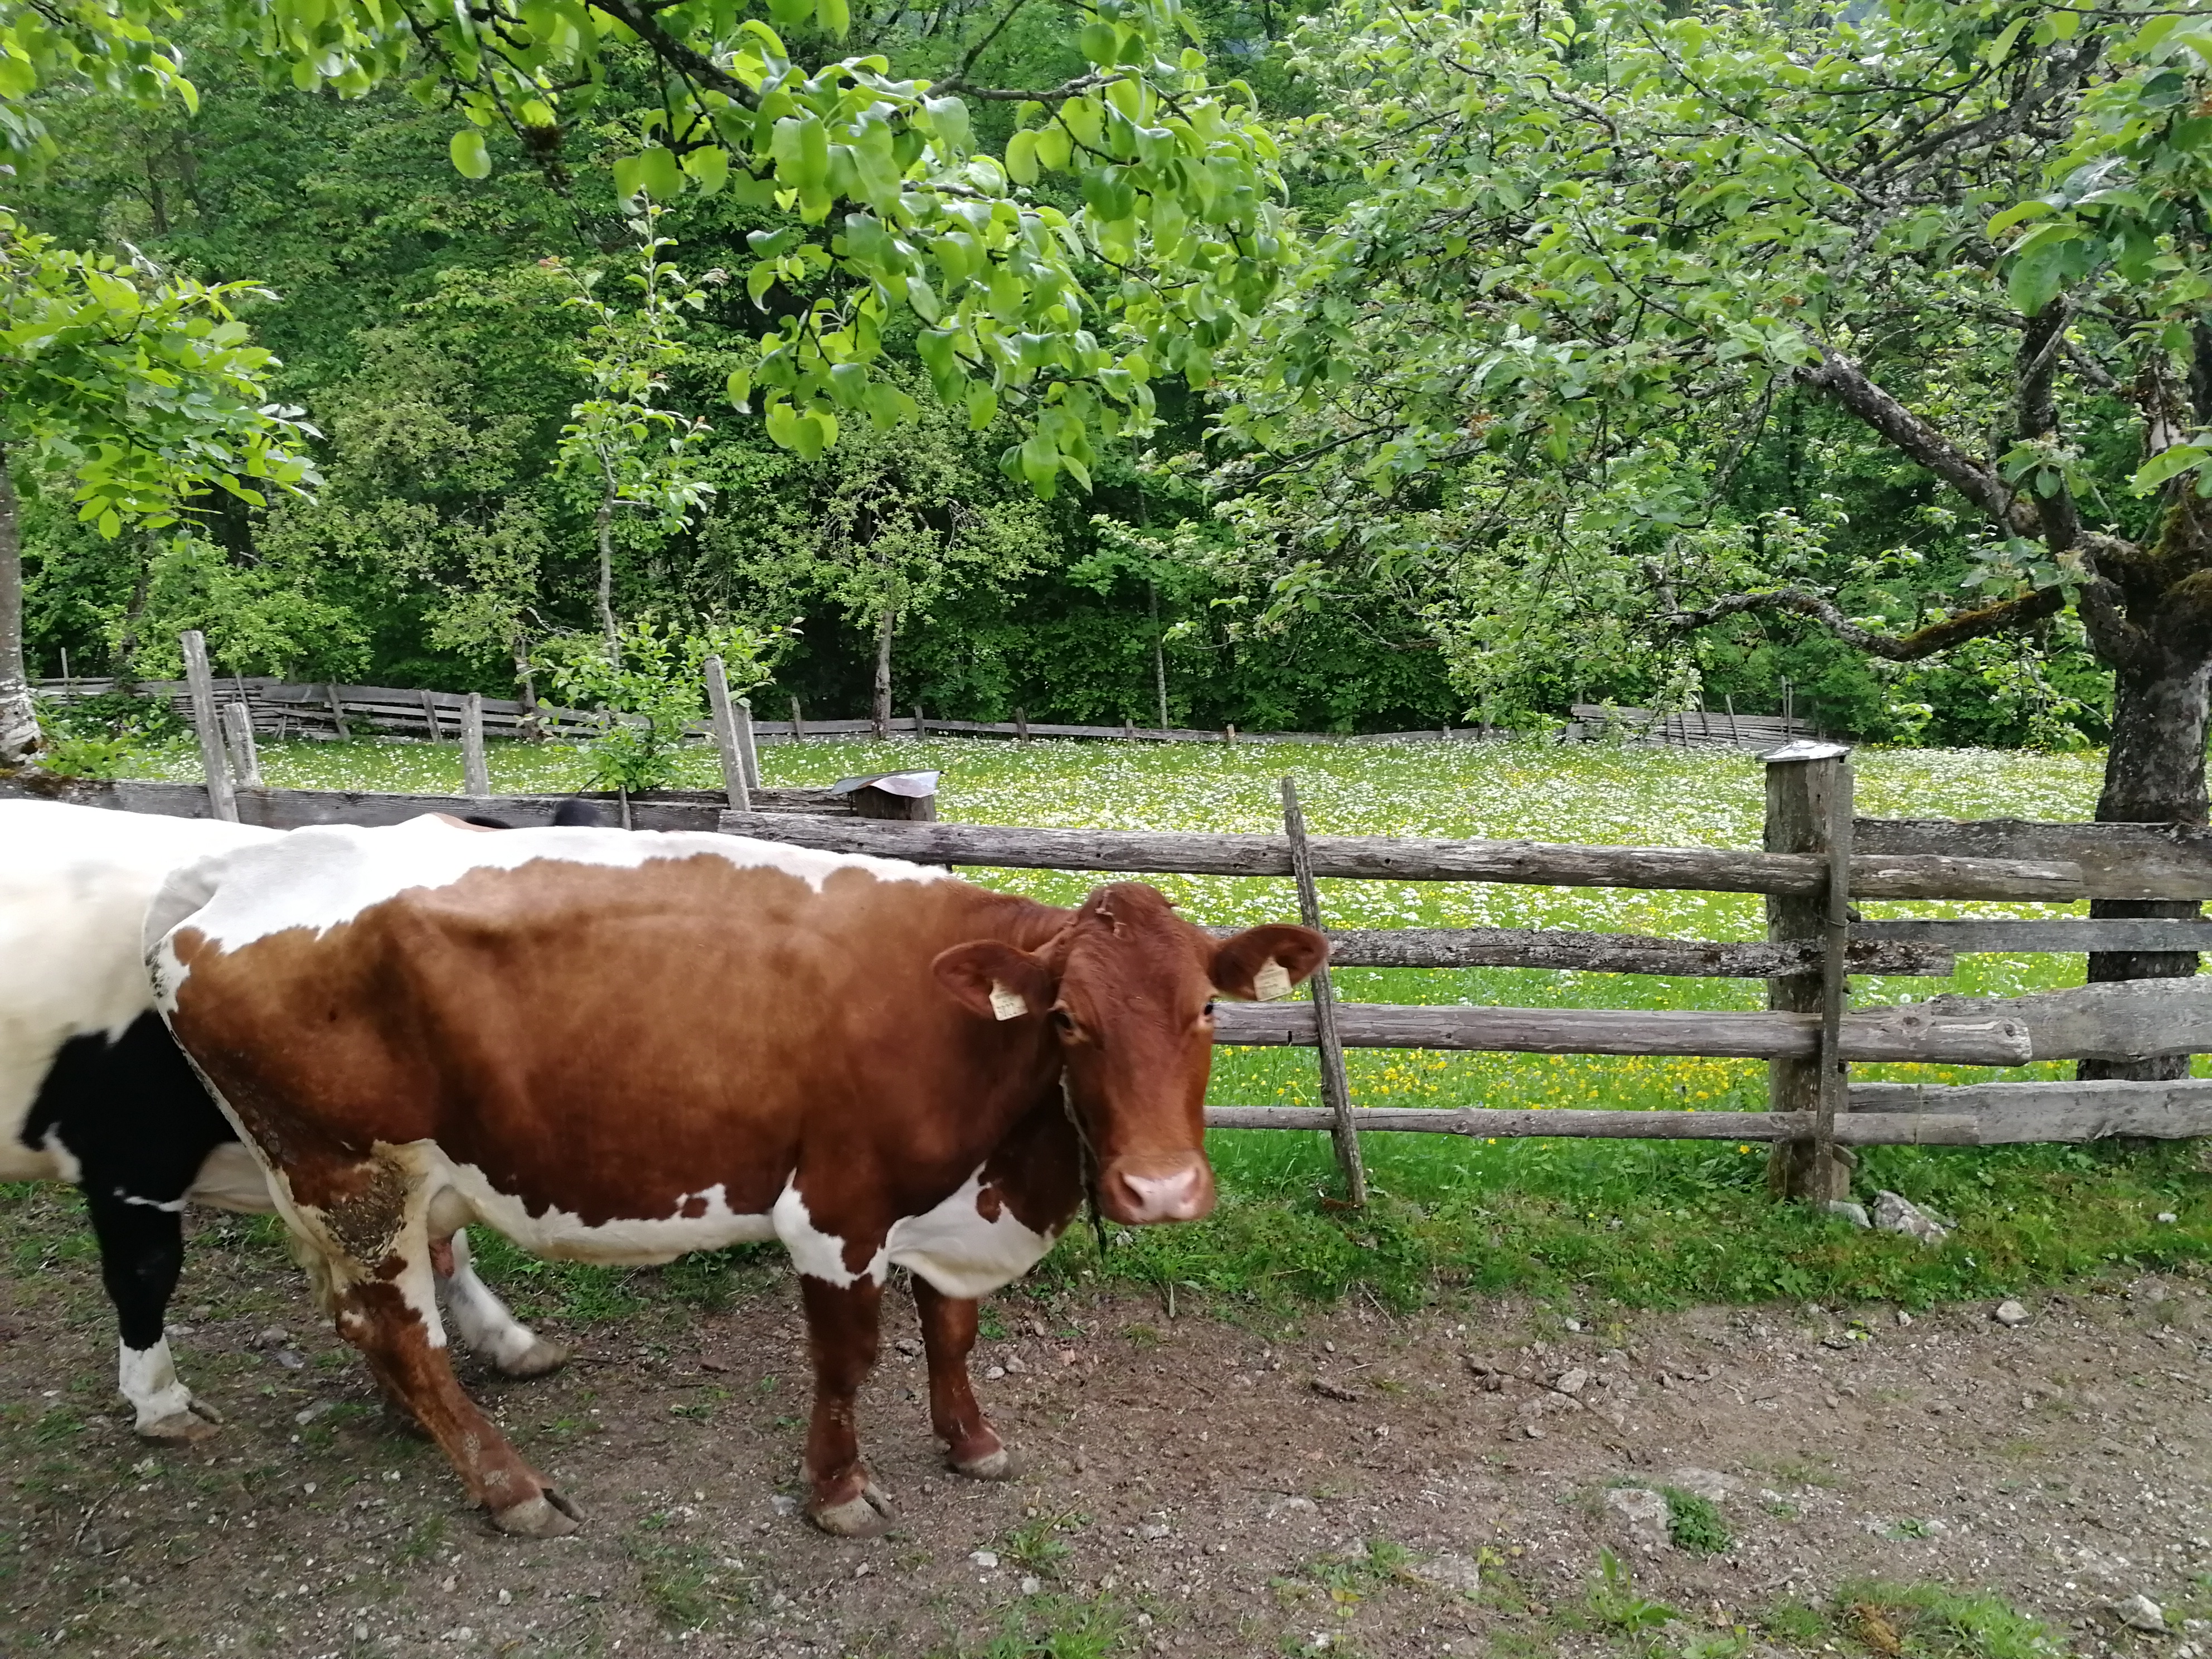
[2015,299,2081,552]
[590,0,762,109]
[1797,343,2039,537]
[1665,584,2063,660]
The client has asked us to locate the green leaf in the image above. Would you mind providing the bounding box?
[449,128,492,180]
[967,384,998,431]
[816,0,850,36]
[1019,431,1059,494]
[726,368,754,410]
[1985,200,2053,238]
[904,275,942,323]
[828,361,869,406]
[2133,442,2211,493]
[791,411,830,460]
[613,152,646,203]
[1005,128,1039,186]
[683,147,730,194]
[1079,21,1118,65]
[765,400,802,450]
[637,145,683,199]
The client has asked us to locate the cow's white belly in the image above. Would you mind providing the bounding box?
[429,1152,1058,1297]
[436,1159,778,1266]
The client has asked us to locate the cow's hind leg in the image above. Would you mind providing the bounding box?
[84,1187,221,1442]
[332,1254,580,1539]
[913,1277,1020,1479]
[430,1230,568,1380]
[798,1274,891,1536]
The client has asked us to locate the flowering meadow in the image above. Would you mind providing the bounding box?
[121,732,2206,1309]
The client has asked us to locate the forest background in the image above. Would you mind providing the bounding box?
[1,0,2179,746]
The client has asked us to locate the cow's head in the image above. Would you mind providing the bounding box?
[933,882,1327,1226]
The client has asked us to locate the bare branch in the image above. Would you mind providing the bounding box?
[1797,343,2039,537]
[590,0,761,109]
[1666,584,2064,660]
[2015,300,2081,552]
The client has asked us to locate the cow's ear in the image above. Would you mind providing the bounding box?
[1212,925,1329,1002]
[933,941,1056,1021]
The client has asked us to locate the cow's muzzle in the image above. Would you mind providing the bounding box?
[1101,1156,1215,1225]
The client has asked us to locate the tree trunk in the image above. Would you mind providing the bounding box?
[1149,580,1169,732]
[872,604,894,738]
[0,452,39,764]
[511,629,544,742]
[2080,651,2212,1083]
[595,460,619,662]
[113,547,154,692]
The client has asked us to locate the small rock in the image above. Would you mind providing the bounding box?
[699,1356,731,1373]
[1665,1468,1735,1503]
[440,1575,458,1593]
[255,1326,290,1350]
[1993,1300,2030,1328]
[984,1365,1006,1380]
[2160,1212,2180,1224]
[1522,1423,1545,1440]
[1059,1350,1080,1366]
[1873,1190,1952,1245]
[770,1495,799,1517]
[1141,1522,1171,1540]
[1822,1201,1871,1229]
[274,1350,306,1370]
[353,1624,370,1643]
[1003,1354,1028,1375]
[498,1589,512,1605]
[1603,1486,1671,1553]
[293,1400,337,1425]
[164,1323,195,1338]
[895,1337,921,1357]
[1265,1495,1318,1519]
[1895,1310,1913,1326]
[2114,1595,2168,1634]
[1553,1367,1589,1397]
[1311,1377,1362,1403]
[970,1550,1000,1568]
[1020,1575,1041,1594]
[1409,1553,1483,1594]
[445,1628,473,1644]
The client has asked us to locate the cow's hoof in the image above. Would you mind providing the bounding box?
[494,1338,569,1381]
[948,1444,1022,1481]
[808,1482,892,1537]
[492,1489,583,1538]
[136,1403,222,1443]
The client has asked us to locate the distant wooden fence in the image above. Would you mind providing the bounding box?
[1565,702,1822,750]
[32,675,1529,749]
[721,745,2212,1203]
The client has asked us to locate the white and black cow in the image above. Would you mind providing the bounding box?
[1,799,566,1439]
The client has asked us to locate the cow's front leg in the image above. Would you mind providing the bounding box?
[913,1277,1020,1479]
[798,1273,891,1536]
[84,1185,221,1441]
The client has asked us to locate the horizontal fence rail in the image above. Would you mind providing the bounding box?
[1857,817,2212,900]
[1211,977,2212,1064]
[1565,703,1821,751]
[1202,1106,1980,1144]
[1270,925,1952,977]
[716,812,2085,900]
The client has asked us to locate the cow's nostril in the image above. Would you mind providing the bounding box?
[1118,1167,1202,1222]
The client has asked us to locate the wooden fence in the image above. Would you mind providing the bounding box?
[33,674,1546,749]
[20,644,2212,1205]
[718,743,2212,1202]
[1565,702,1822,750]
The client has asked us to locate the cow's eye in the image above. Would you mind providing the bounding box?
[1202,1000,1216,1018]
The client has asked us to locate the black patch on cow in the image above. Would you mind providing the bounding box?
[24,1013,236,1350]
[551,798,604,828]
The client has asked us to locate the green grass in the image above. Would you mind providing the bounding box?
[1835,1581,2069,1658]
[90,731,2212,1313]
[948,1590,1134,1659]
[1661,1488,1734,1556]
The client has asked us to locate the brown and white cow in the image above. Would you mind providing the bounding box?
[144,819,1323,1538]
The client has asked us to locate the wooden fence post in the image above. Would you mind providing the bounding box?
[419,688,443,743]
[1764,741,1854,1201]
[1815,754,1854,1183]
[180,631,237,823]
[460,692,491,799]
[735,697,761,792]
[1282,775,1367,1205]
[1015,707,1029,745]
[790,697,806,743]
[220,701,263,789]
[324,683,352,741]
[913,704,926,738]
[703,656,751,812]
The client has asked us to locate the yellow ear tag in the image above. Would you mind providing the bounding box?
[1254,960,1293,1001]
[989,984,1027,1021]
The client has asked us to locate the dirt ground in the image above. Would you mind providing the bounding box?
[5,1192,2212,1658]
